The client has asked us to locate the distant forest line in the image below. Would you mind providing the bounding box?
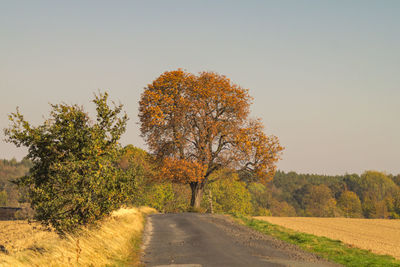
[1,155,399,219]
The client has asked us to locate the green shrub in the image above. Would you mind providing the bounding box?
[202,169,253,215]
[4,92,131,233]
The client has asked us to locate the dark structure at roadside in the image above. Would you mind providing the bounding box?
[0,207,21,220]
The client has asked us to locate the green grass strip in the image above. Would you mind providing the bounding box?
[236,216,400,267]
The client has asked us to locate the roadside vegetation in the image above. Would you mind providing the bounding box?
[2,158,400,220]
[237,216,400,267]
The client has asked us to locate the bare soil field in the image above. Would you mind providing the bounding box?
[255,216,400,260]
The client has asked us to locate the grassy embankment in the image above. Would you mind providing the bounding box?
[0,206,156,267]
[237,216,400,267]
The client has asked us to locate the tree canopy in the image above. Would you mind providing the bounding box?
[139,70,283,208]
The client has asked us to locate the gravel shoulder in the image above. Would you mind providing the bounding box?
[142,213,341,267]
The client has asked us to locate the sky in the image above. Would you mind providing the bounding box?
[1,0,399,175]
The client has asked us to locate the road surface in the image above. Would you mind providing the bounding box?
[141,213,340,267]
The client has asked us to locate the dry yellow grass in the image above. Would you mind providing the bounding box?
[0,206,156,267]
[255,216,400,260]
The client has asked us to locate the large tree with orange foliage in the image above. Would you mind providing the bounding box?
[139,70,283,209]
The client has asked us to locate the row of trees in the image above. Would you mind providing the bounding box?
[127,163,400,219]
[4,153,399,220]
[265,170,400,218]
[0,158,31,206]
[92,149,400,219]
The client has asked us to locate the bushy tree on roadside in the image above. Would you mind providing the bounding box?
[119,145,191,213]
[4,92,131,233]
[141,182,191,213]
[247,182,272,215]
[118,145,154,204]
[202,169,253,215]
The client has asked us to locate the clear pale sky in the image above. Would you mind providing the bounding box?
[1,1,399,175]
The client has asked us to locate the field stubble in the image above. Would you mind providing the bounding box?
[0,206,156,266]
[255,216,400,260]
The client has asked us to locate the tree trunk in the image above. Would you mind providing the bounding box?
[190,182,204,210]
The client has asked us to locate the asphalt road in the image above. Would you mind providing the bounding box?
[141,213,340,267]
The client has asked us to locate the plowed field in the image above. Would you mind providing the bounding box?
[255,217,400,259]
